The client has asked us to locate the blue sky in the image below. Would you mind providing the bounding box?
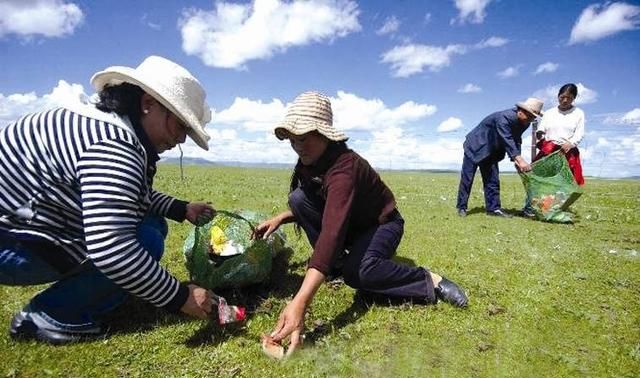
[1,0,639,177]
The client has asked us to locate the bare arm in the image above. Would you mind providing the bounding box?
[271,267,326,355]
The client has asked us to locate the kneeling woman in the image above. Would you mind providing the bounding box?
[254,91,468,354]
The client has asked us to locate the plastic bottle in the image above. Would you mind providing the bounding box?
[212,293,246,324]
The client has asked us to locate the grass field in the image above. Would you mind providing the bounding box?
[1,164,639,377]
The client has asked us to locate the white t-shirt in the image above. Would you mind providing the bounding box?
[538,106,585,147]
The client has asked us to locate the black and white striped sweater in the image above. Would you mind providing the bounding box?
[0,103,188,311]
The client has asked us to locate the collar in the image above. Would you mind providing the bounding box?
[299,142,349,178]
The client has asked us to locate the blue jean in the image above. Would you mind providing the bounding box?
[456,154,501,212]
[288,188,436,303]
[0,215,168,326]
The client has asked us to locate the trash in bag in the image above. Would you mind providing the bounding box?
[184,210,286,289]
[519,151,583,223]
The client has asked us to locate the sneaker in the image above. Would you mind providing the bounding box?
[10,305,106,345]
[457,208,467,217]
[487,209,512,218]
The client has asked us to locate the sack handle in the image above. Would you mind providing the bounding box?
[214,210,257,233]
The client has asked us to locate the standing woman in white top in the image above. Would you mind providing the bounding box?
[535,83,586,185]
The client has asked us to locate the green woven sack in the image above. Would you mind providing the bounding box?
[519,151,583,223]
[183,210,286,289]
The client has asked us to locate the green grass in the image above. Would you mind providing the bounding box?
[1,165,639,377]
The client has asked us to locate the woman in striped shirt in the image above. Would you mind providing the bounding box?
[0,56,216,344]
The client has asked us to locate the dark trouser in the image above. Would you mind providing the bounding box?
[456,154,501,212]
[288,188,436,303]
[0,215,167,327]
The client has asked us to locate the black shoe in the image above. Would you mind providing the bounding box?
[457,208,467,217]
[10,308,105,345]
[487,209,512,218]
[435,277,468,307]
[519,208,536,218]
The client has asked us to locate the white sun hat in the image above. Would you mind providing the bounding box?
[516,97,544,117]
[91,55,211,150]
[275,91,348,142]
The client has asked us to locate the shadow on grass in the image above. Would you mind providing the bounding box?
[104,246,429,347]
[466,206,525,217]
[304,287,433,346]
[182,246,310,347]
[100,246,304,345]
[102,297,188,336]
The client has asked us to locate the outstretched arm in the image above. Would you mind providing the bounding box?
[271,267,325,355]
[253,210,295,239]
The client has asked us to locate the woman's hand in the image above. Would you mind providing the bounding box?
[186,202,215,226]
[560,142,573,154]
[252,210,294,239]
[271,298,307,356]
[269,268,325,356]
[180,284,213,320]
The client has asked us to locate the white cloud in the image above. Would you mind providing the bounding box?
[458,83,482,93]
[474,36,508,48]
[497,66,520,79]
[580,133,640,178]
[376,15,400,35]
[621,108,640,124]
[569,2,640,44]
[451,0,492,24]
[4,85,635,177]
[380,44,464,77]
[331,91,437,130]
[532,83,598,107]
[362,127,462,170]
[141,14,161,30]
[0,0,83,38]
[381,36,506,78]
[0,81,87,126]
[533,62,559,75]
[179,0,361,69]
[437,117,463,132]
[603,108,640,125]
[163,128,297,165]
[214,97,286,132]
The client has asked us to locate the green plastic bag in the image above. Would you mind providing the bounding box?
[183,210,286,289]
[519,151,583,223]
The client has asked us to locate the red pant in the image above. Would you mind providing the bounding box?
[535,140,585,186]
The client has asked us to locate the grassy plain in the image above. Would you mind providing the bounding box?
[1,164,639,377]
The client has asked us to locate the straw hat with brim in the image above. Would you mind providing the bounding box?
[91,55,211,150]
[516,97,544,117]
[275,91,348,142]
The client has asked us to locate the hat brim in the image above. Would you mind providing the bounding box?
[275,119,348,142]
[91,67,211,150]
[516,103,543,117]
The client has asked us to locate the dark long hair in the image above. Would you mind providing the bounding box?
[94,83,145,128]
[558,83,578,98]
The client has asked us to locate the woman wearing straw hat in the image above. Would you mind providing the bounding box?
[0,56,216,344]
[254,91,468,356]
[455,98,544,218]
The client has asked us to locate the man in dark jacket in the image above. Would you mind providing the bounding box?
[456,98,544,217]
